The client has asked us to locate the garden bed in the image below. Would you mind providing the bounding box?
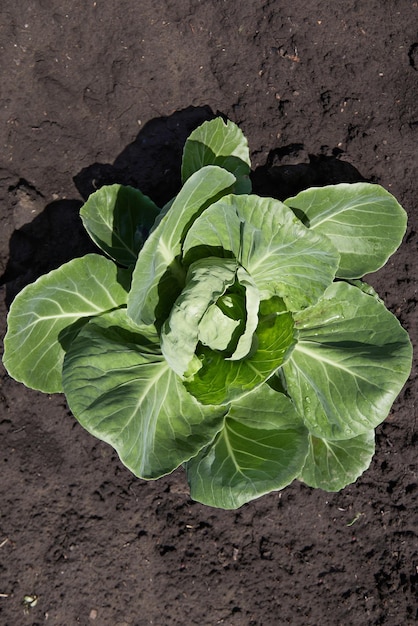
[1,1,417,624]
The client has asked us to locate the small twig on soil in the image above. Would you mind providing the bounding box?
[346,512,364,526]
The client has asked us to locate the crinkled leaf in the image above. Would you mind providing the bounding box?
[3,254,129,393]
[300,430,375,491]
[282,281,412,440]
[226,267,260,360]
[127,166,236,326]
[161,258,238,377]
[161,260,261,377]
[62,309,227,479]
[198,302,240,352]
[284,183,407,278]
[80,184,159,267]
[186,385,309,509]
[186,296,295,405]
[183,194,340,310]
[182,117,251,193]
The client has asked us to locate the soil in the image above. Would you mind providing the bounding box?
[1,1,417,625]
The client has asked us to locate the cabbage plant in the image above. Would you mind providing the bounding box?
[3,118,412,509]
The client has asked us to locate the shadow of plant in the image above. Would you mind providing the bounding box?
[1,105,367,308]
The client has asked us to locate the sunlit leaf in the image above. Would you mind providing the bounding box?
[183,194,340,310]
[284,183,407,278]
[300,430,375,491]
[186,385,309,509]
[161,258,238,377]
[63,309,227,479]
[186,296,295,405]
[3,254,129,393]
[282,281,412,439]
[127,166,236,325]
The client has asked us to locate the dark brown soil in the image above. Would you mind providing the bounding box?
[1,2,417,625]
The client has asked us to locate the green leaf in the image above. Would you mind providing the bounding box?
[80,184,160,267]
[282,281,412,440]
[182,117,251,193]
[284,183,408,278]
[186,385,309,509]
[62,309,227,479]
[227,267,260,360]
[183,194,340,311]
[161,260,261,377]
[160,258,238,377]
[3,254,129,393]
[345,278,384,302]
[186,296,295,405]
[198,302,240,352]
[127,165,236,326]
[300,430,375,491]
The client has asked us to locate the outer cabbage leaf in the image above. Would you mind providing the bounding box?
[282,281,412,440]
[80,184,160,267]
[185,296,295,405]
[182,194,340,311]
[62,309,227,479]
[284,183,407,278]
[3,254,129,393]
[186,385,309,509]
[181,117,251,193]
[300,430,375,491]
[127,166,236,326]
